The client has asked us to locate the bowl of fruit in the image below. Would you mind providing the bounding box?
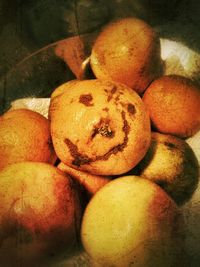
[0,3,200,266]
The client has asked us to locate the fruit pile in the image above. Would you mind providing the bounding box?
[0,17,200,267]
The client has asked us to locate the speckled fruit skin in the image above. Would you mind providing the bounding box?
[0,162,82,267]
[81,176,182,267]
[50,79,151,176]
[90,17,162,94]
[0,109,57,170]
[133,132,199,205]
[143,75,200,138]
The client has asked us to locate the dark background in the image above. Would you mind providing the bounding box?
[1,0,200,111]
[1,0,200,78]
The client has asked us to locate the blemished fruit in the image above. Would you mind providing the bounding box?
[133,132,199,205]
[0,162,82,267]
[90,17,162,94]
[81,176,182,267]
[58,162,111,198]
[143,75,200,138]
[0,109,57,171]
[50,79,151,175]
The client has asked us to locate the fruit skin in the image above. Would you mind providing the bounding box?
[0,162,82,267]
[55,32,98,80]
[58,162,111,199]
[50,79,79,99]
[142,75,200,138]
[132,132,199,205]
[0,109,57,171]
[81,175,182,267]
[90,17,162,94]
[50,79,151,175]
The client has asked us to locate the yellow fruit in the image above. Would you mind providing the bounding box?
[0,109,56,170]
[50,79,151,175]
[143,75,200,138]
[50,79,79,99]
[133,132,199,205]
[81,176,182,267]
[49,80,79,119]
[90,17,162,94]
[0,162,82,266]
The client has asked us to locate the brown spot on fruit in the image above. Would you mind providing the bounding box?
[79,94,93,106]
[94,111,130,161]
[107,86,117,102]
[50,79,151,175]
[91,118,114,139]
[127,104,136,115]
[64,139,91,167]
[64,111,130,167]
[164,142,177,149]
[102,107,109,112]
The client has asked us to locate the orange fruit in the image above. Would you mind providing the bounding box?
[50,79,79,99]
[143,75,200,138]
[90,17,162,94]
[0,109,56,170]
[58,162,111,198]
[50,79,151,175]
[0,162,82,266]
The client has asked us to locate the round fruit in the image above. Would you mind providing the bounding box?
[50,79,151,175]
[133,132,199,205]
[90,17,162,94]
[0,162,82,266]
[143,75,200,138]
[0,109,56,170]
[81,176,182,267]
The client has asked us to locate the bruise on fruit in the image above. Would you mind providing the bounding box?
[107,86,117,102]
[149,189,177,222]
[91,118,114,139]
[102,107,109,112]
[64,139,91,167]
[163,142,178,150]
[79,94,93,106]
[127,103,136,115]
[114,95,120,103]
[95,112,130,161]
[64,111,130,167]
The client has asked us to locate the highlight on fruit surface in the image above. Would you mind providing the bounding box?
[132,132,199,205]
[0,162,82,267]
[90,17,163,94]
[50,79,151,175]
[143,75,200,138]
[0,109,57,171]
[81,175,183,267]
